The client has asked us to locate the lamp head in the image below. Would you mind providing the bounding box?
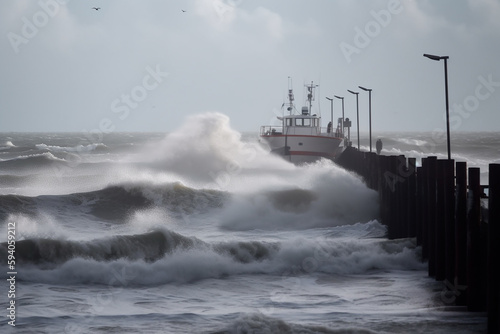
[423,53,449,61]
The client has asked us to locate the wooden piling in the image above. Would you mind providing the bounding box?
[416,166,424,248]
[369,152,379,191]
[488,164,500,333]
[467,167,482,311]
[378,155,389,227]
[455,161,467,306]
[420,159,429,259]
[387,155,399,240]
[443,159,455,285]
[398,155,409,238]
[435,159,446,281]
[427,156,437,278]
[407,158,417,238]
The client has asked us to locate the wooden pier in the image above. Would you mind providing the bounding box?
[335,147,499,333]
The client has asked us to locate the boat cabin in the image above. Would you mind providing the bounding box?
[282,113,321,136]
[260,80,344,139]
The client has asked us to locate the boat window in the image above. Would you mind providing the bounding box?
[303,118,311,126]
[286,118,293,126]
[314,119,319,127]
[295,118,303,126]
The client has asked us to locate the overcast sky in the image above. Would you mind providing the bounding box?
[1,0,499,134]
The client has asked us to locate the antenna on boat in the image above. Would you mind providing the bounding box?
[287,76,295,115]
[304,81,318,115]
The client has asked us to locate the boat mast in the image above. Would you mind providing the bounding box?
[287,77,295,115]
[305,81,318,115]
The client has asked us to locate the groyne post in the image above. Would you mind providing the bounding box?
[407,157,417,238]
[488,164,500,333]
[419,160,429,260]
[435,159,446,281]
[443,159,455,286]
[427,156,437,278]
[455,161,467,306]
[467,167,483,311]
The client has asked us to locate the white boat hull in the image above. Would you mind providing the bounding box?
[260,134,343,164]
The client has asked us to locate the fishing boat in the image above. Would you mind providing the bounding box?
[260,81,350,164]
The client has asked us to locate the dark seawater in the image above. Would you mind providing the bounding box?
[0,113,492,333]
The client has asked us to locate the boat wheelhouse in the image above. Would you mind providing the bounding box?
[260,81,349,164]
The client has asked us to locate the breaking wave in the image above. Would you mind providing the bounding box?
[2,222,424,285]
[0,140,15,149]
[134,112,293,184]
[0,182,227,222]
[36,142,108,153]
[0,152,67,169]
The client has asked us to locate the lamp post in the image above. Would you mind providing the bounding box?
[423,53,451,160]
[334,95,345,144]
[359,86,372,152]
[347,89,360,151]
[326,97,333,134]
[334,95,344,131]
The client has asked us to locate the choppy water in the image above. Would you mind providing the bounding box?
[0,113,492,333]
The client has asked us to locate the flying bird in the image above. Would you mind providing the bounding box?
[181,9,186,12]
[92,7,100,11]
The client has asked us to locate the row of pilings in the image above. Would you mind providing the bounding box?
[335,146,499,333]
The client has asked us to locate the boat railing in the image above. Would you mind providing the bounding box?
[261,125,344,138]
[260,125,282,136]
[321,127,344,138]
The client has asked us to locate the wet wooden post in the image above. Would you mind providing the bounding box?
[467,167,482,311]
[455,161,467,306]
[435,159,446,281]
[369,152,379,190]
[387,155,399,239]
[488,164,500,333]
[416,165,424,248]
[360,151,367,179]
[443,159,455,285]
[420,159,429,259]
[407,158,417,238]
[427,156,437,277]
[378,155,389,226]
[384,156,395,239]
[368,152,376,189]
[359,151,366,182]
[398,155,408,238]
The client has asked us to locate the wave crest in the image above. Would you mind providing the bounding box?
[0,229,199,265]
[4,223,424,285]
[36,143,108,153]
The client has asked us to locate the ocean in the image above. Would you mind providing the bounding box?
[0,112,494,333]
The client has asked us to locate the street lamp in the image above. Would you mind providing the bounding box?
[359,86,372,152]
[347,89,360,151]
[423,53,451,160]
[325,97,333,134]
[334,95,345,144]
